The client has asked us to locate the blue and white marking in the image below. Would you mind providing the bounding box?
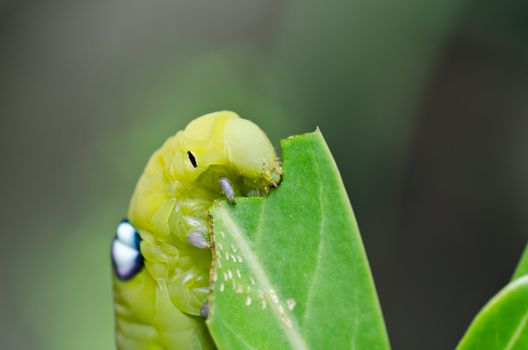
[111,219,143,280]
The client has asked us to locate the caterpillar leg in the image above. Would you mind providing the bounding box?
[200,300,209,319]
[219,177,236,204]
[187,231,211,249]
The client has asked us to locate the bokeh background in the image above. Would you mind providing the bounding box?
[1,0,527,349]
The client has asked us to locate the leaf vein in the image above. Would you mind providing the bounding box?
[302,148,325,326]
[218,205,309,350]
[223,322,258,350]
[504,307,528,350]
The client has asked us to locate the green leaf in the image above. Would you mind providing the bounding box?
[512,243,528,281]
[457,241,528,349]
[457,275,528,350]
[206,130,390,349]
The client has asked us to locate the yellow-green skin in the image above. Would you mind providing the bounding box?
[113,111,281,350]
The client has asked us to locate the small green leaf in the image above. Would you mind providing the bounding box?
[207,130,390,349]
[512,244,528,281]
[457,275,528,350]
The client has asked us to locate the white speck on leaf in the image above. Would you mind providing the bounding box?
[270,289,279,304]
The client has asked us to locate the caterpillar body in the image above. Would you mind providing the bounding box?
[111,111,281,350]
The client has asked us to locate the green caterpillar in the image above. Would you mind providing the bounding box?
[111,111,281,349]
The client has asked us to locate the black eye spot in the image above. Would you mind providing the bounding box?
[187,151,198,168]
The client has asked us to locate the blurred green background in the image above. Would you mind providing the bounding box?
[1,0,528,349]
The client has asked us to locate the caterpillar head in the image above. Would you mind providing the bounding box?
[128,111,282,234]
[170,111,281,194]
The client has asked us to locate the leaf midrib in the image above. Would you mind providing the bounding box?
[216,204,309,350]
[504,305,528,350]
